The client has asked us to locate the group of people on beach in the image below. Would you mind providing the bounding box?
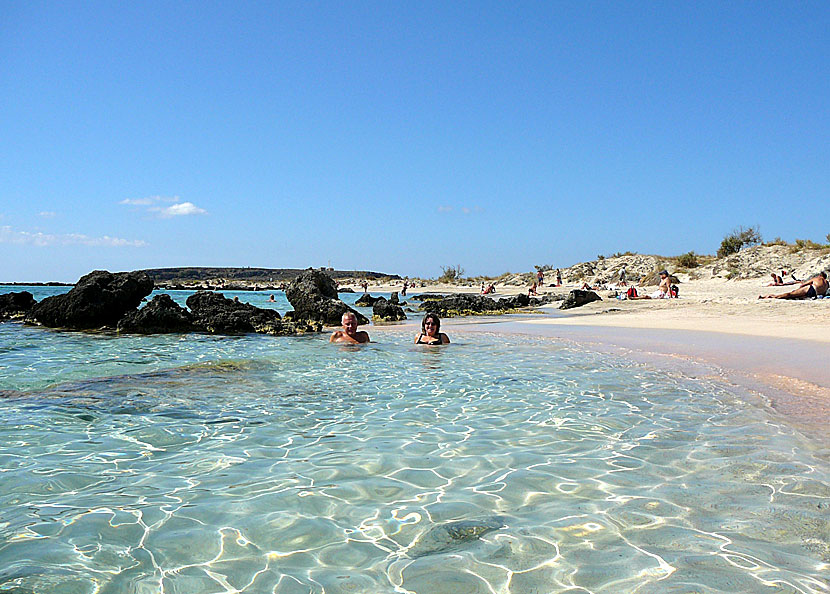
[329,311,450,345]
[760,271,828,300]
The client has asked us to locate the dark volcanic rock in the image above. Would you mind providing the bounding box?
[559,289,601,310]
[285,269,368,326]
[117,294,196,334]
[29,270,154,329]
[372,297,406,322]
[411,293,450,301]
[408,517,504,558]
[337,287,355,293]
[355,293,382,307]
[0,291,37,321]
[418,293,544,317]
[186,291,313,335]
[390,292,399,304]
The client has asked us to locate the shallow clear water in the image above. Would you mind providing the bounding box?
[1,294,829,592]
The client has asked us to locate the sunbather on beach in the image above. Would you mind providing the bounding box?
[414,312,450,345]
[330,311,370,343]
[767,273,784,286]
[759,272,828,300]
[628,270,674,299]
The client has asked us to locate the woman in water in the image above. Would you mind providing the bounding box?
[414,312,450,345]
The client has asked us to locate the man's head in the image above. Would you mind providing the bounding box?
[821,271,827,279]
[659,270,669,278]
[341,311,358,334]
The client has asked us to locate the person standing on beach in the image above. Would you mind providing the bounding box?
[619,265,627,286]
[330,311,370,343]
[556,269,562,286]
[536,269,544,287]
[760,272,828,300]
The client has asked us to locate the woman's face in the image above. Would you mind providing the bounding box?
[423,318,438,337]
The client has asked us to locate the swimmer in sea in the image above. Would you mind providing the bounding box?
[330,311,370,343]
[414,312,450,345]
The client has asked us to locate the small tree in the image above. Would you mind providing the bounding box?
[677,251,699,268]
[717,225,762,258]
[438,265,465,283]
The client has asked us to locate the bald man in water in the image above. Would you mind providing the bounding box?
[760,272,827,300]
[329,311,370,343]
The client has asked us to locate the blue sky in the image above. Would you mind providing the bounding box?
[1,2,828,282]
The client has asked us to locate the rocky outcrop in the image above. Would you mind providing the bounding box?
[117,294,196,334]
[186,291,315,335]
[355,293,382,307]
[285,269,368,326]
[0,291,37,321]
[417,293,547,317]
[372,297,406,322]
[29,270,154,329]
[559,289,601,310]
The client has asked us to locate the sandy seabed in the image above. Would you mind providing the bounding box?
[363,276,830,446]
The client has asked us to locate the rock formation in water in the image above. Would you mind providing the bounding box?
[0,291,37,321]
[28,270,154,329]
[355,293,382,307]
[559,289,601,310]
[416,293,557,317]
[186,291,318,335]
[285,269,368,326]
[372,296,406,322]
[117,294,196,334]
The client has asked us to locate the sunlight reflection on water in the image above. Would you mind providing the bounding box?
[0,326,828,593]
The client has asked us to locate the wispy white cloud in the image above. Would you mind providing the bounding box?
[153,201,207,218]
[120,195,179,206]
[121,195,208,218]
[0,225,147,247]
[438,205,483,215]
[38,211,57,218]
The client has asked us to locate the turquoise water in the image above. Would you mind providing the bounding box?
[1,288,829,593]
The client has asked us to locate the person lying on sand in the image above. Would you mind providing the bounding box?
[330,311,370,343]
[415,312,450,345]
[767,273,784,286]
[760,272,828,300]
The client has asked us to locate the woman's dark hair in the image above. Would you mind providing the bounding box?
[422,312,441,333]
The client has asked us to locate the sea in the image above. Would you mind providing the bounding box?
[1,285,828,593]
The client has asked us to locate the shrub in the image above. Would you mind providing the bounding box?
[793,238,824,251]
[827,233,830,244]
[726,268,741,280]
[717,225,762,258]
[763,237,788,247]
[438,265,465,283]
[677,251,700,268]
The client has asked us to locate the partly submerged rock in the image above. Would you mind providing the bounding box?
[355,293,382,307]
[29,270,154,329]
[0,291,37,321]
[559,289,601,310]
[407,517,505,558]
[117,294,196,334]
[285,269,368,326]
[372,297,406,322]
[186,291,310,335]
[417,293,545,317]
